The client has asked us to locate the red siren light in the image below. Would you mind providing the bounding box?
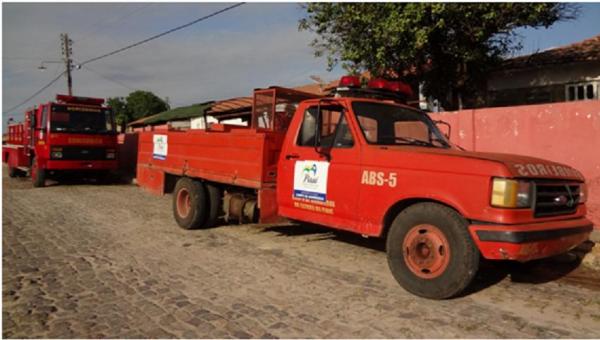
[339,75,361,88]
[367,78,388,89]
[386,81,414,97]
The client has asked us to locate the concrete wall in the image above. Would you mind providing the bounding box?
[431,101,600,228]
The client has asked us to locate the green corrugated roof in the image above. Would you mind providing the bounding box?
[135,102,213,126]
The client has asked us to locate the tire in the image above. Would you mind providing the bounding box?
[172,177,208,230]
[95,170,112,184]
[386,202,480,299]
[8,166,19,178]
[205,183,223,227]
[31,156,46,188]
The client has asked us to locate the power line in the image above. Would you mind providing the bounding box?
[74,3,155,51]
[80,64,137,91]
[3,2,245,117]
[79,2,245,66]
[3,71,66,115]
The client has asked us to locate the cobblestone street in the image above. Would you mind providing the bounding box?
[3,168,600,338]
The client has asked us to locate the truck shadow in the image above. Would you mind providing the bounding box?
[44,173,134,187]
[260,223,598,296]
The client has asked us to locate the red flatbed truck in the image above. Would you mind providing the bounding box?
[3,94,118,187]
[136,77,593,299]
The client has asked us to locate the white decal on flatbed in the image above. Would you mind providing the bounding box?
[153,134,168,160]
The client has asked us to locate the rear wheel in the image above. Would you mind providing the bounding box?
[386,202,479,299]
[173,177,208,229]
[8,166,19,178]
[31,156,46,188]
[205,183,223,227]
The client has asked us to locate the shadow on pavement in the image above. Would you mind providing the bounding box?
[260,223,599,296]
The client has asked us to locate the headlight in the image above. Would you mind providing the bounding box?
[491,178,532,208]
[51,147,63,159]
[579,183,588,203]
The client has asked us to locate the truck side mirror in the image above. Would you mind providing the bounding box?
[434,120,451,140]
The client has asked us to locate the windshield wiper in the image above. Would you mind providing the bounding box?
[393,136,437,147]
[430,137,452,148]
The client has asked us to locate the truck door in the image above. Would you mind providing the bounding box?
[33,105,49,151]
[277,102,362,231]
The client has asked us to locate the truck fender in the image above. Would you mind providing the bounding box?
[380,197,467,238]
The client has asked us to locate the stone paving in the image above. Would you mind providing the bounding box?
[3,169,600,338]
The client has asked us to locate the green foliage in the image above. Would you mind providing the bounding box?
[299,3,578,109]
[107,90,170,131]
[125,91,170,121]
[106,97,129,131]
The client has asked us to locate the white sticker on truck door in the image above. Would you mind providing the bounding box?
[153,134,168,160]
[293,160,329,202]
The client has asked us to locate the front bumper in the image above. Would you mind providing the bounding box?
[469,217,593,262]
[46,159,118,171]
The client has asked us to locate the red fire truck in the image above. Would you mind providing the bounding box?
[136,76,592,299]
[3,94,118,187]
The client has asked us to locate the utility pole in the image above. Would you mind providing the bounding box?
[60,33,73,96]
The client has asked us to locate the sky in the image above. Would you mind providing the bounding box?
[2,2,600,129]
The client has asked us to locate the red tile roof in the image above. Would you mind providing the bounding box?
[502,34,600,70]
[207,81,339,117]
[208,97,253,114]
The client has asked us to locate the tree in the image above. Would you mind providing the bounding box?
[107,91,170,131]
[299,3,578,109]
[107,97,129,132]
[125,90,170,121]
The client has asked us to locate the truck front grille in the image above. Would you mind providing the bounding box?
[54,146,108,160]
[534,181,580,218]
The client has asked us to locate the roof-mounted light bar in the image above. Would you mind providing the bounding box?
[56,94,105,105]
[338,75,361,88]
[337,76,413,99]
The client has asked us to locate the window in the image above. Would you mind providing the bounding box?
[568,86,576,101]
[566,82,598,101]
[297,105,354,148]
[50,105,115,133]
[40,106,49,129]
[352,101,450,148]
[586,84,594,99]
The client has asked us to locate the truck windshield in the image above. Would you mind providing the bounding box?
[50,105,115,134]
[352,101,450,148]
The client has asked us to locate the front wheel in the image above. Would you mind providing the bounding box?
[386,202,480,299]
[31,156,46,187]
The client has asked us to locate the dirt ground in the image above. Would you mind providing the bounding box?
[3,167,600,338]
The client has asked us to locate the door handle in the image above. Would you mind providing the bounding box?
[285,153,300,160]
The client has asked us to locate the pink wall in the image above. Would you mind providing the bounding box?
[431,101,600,228]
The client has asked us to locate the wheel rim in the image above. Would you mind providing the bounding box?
[176,188,191,218]
[402,224,451,279]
